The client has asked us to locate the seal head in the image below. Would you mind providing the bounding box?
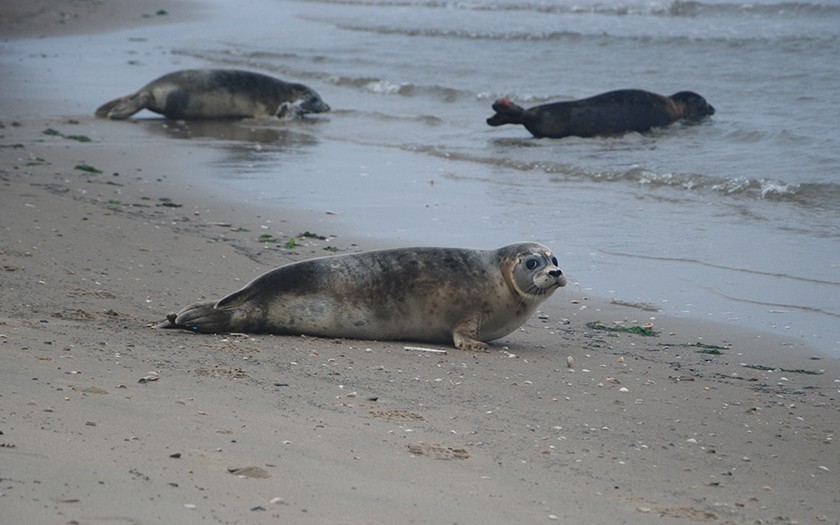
[668,91,715,121]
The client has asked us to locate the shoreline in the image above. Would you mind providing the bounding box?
[2,3,838,524]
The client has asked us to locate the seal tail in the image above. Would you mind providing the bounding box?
[486,98,527,126]
[94,92,150,120]
[154,301,238,333]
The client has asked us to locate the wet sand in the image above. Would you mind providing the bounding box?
[1,2,839,524]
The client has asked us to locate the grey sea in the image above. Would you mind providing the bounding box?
[5,0,840,354]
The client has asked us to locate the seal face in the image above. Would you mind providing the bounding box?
[486,89,714,138]
[157,242,566,352]
[95,69,330,120]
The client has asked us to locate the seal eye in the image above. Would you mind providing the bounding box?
[551,256,559,266]
[525,259,539,270]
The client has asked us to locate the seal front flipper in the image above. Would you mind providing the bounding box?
[95,92,153,120]
[486,98,527,127]
[452,314,490,353]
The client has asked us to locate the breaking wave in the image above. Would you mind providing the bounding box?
[292,0,840,18]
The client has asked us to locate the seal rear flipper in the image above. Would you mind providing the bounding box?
[94,92,151,119]
[486,98,526,126]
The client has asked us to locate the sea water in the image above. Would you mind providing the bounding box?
[3,0,839,354]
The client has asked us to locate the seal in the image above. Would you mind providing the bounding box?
[486,89,714,138]
[156,242,566,352]
[95,69,330,120]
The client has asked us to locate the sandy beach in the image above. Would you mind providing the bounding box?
[2,2,839,524]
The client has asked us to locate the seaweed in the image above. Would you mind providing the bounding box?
[658,342,728,355]
[64,134,92,143]
[260,232,328,248]
[743,364,823,375]
[43,128,93,142]
[75,163,102,174]
[586,321,658,336]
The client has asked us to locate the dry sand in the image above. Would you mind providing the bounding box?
[1,2,839,524]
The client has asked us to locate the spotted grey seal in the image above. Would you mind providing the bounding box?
[486,89,714,138]
[95,69,330,120]
[156,242,566,352]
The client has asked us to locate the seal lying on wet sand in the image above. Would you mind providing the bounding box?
[95,69,330,120]
[486,89,714,138]
[156,242,566,352]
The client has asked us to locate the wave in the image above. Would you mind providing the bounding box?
[329,22,589,42]
[602,249,840,287]
[317,19,836,48]
[660,1,840,17]
[398,144,840,211]
[331,76,471,101]
[583,168,840,210]
[293,0,840,18]
[701,286,840,319]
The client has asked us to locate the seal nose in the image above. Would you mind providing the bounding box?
[549,269,563,278]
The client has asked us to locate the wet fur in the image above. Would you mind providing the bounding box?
[95,69,330,120]
[486,89,714,138]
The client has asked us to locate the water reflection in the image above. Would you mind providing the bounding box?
[140,118,323,149]
[137,118,325,174]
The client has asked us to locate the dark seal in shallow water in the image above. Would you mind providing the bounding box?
[156,243,566,352]
[95,69,330,120]
[486,89,714,138]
